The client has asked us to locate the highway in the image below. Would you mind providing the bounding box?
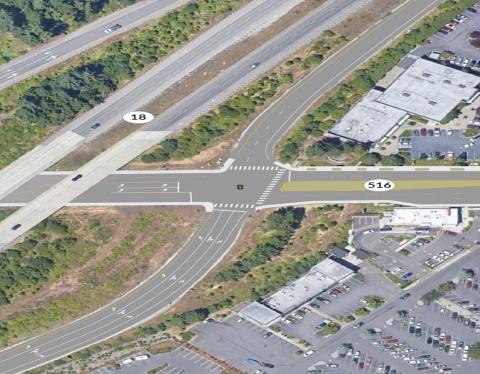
[0,0,356,203]
[0,0,372,244]
[0,209,247,374]
[0,0,464,372]
[0,0,190,90]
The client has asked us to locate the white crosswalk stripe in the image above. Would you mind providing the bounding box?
[256,169,286,205]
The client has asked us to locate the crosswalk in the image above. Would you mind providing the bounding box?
[229,165,279,171]
[213,203,255,210]
[256,169,286,205]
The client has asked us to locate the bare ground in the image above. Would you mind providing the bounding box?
[0,206,203,321]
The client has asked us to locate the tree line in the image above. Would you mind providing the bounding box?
[278,0,477,164]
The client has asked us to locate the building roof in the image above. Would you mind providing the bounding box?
[239,302,281,326]
[330,247,349,258]
[329,89,408,145]
[384,207,462,227]
[263,257,354,314]
[352,249,370,260]
[377,58,480,121]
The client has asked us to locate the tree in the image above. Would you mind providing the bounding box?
[360,152,382,166]
[381,154,405,166]
[365,295,385,309]
[469,343,480,360]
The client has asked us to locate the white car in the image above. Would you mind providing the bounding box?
[303,349,315,357]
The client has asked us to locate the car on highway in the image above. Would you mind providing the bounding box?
[91,122,101,129]
[11,224,21,230]
[400,293,411,300]
[251,62,260,69]
[104,24,122,34]
[71,174,83,181]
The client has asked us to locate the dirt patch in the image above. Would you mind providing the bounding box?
[51,0,328,171]
[332,0,405,39]
[0,206,203,322]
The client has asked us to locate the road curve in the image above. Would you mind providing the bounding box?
[0,209,247,374]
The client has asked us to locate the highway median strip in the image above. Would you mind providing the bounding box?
[280,179,480,192]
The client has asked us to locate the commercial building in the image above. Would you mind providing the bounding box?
[381,207,462,228]
[239,257,355,325]
[329,89,409,146]
[377,58,480,121]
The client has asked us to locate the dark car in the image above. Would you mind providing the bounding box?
[432,339,439,348]
[71,174,83,181]
[260,362,274,368]
[91,122,101,129]
[409,326,415,334]
[400,293,411,300]
[427,337,433,344]
[11,223,21,230]
[451,312,458,319]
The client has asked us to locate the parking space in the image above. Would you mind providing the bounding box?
[418,4,480,62]
[276,308,330,345]
[352,215,380,231]
[107,347,223,374]
[305,269,396,322]
[402,129,480,161]
[193,315,299,373]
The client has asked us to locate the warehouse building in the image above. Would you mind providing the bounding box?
[377,58,480,121]
[239,257,355,325]
[329,89,409,146]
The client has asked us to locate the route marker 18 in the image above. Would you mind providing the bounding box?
[364,179,395,192]
[123,111,154,124]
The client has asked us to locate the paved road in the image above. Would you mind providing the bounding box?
[0,0,189,90]
[0,0,461,372]
[0,0,352,203]
[3,170,480,209]
[0,209,247,374]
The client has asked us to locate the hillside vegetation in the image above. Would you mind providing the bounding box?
[0,0,138,63]
[0,0,245,168]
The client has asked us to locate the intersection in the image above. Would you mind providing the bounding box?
[0,0,475,372]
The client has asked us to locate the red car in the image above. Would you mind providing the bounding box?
[420,128,427,136]
[358,362,365,369]
[467,281,473,289]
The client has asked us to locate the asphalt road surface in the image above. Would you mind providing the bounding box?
[2,170,480,208]
[0,0,189,90]
[0,209,247,374]
[0,0,463,372]
[0,0,358,202]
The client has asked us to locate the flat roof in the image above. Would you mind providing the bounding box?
[384,207,462,227]
[313,257,354,282]
[329,89,408,144]
[263,257,354,314]
[239,302,281,326]
[377,58,480,121]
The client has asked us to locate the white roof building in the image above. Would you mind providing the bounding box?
[263,258,354,314]
[329,89,408,145]
[239,302,281,326]
[382,207,462,228]
[377,58,480,121]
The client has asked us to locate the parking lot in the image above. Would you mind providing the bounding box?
[401,129,480,161]
[303,268,396,321]
[193,315,299,374]
[352,215,380,231]
[94,347,223,374]
[415,3,480,62]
